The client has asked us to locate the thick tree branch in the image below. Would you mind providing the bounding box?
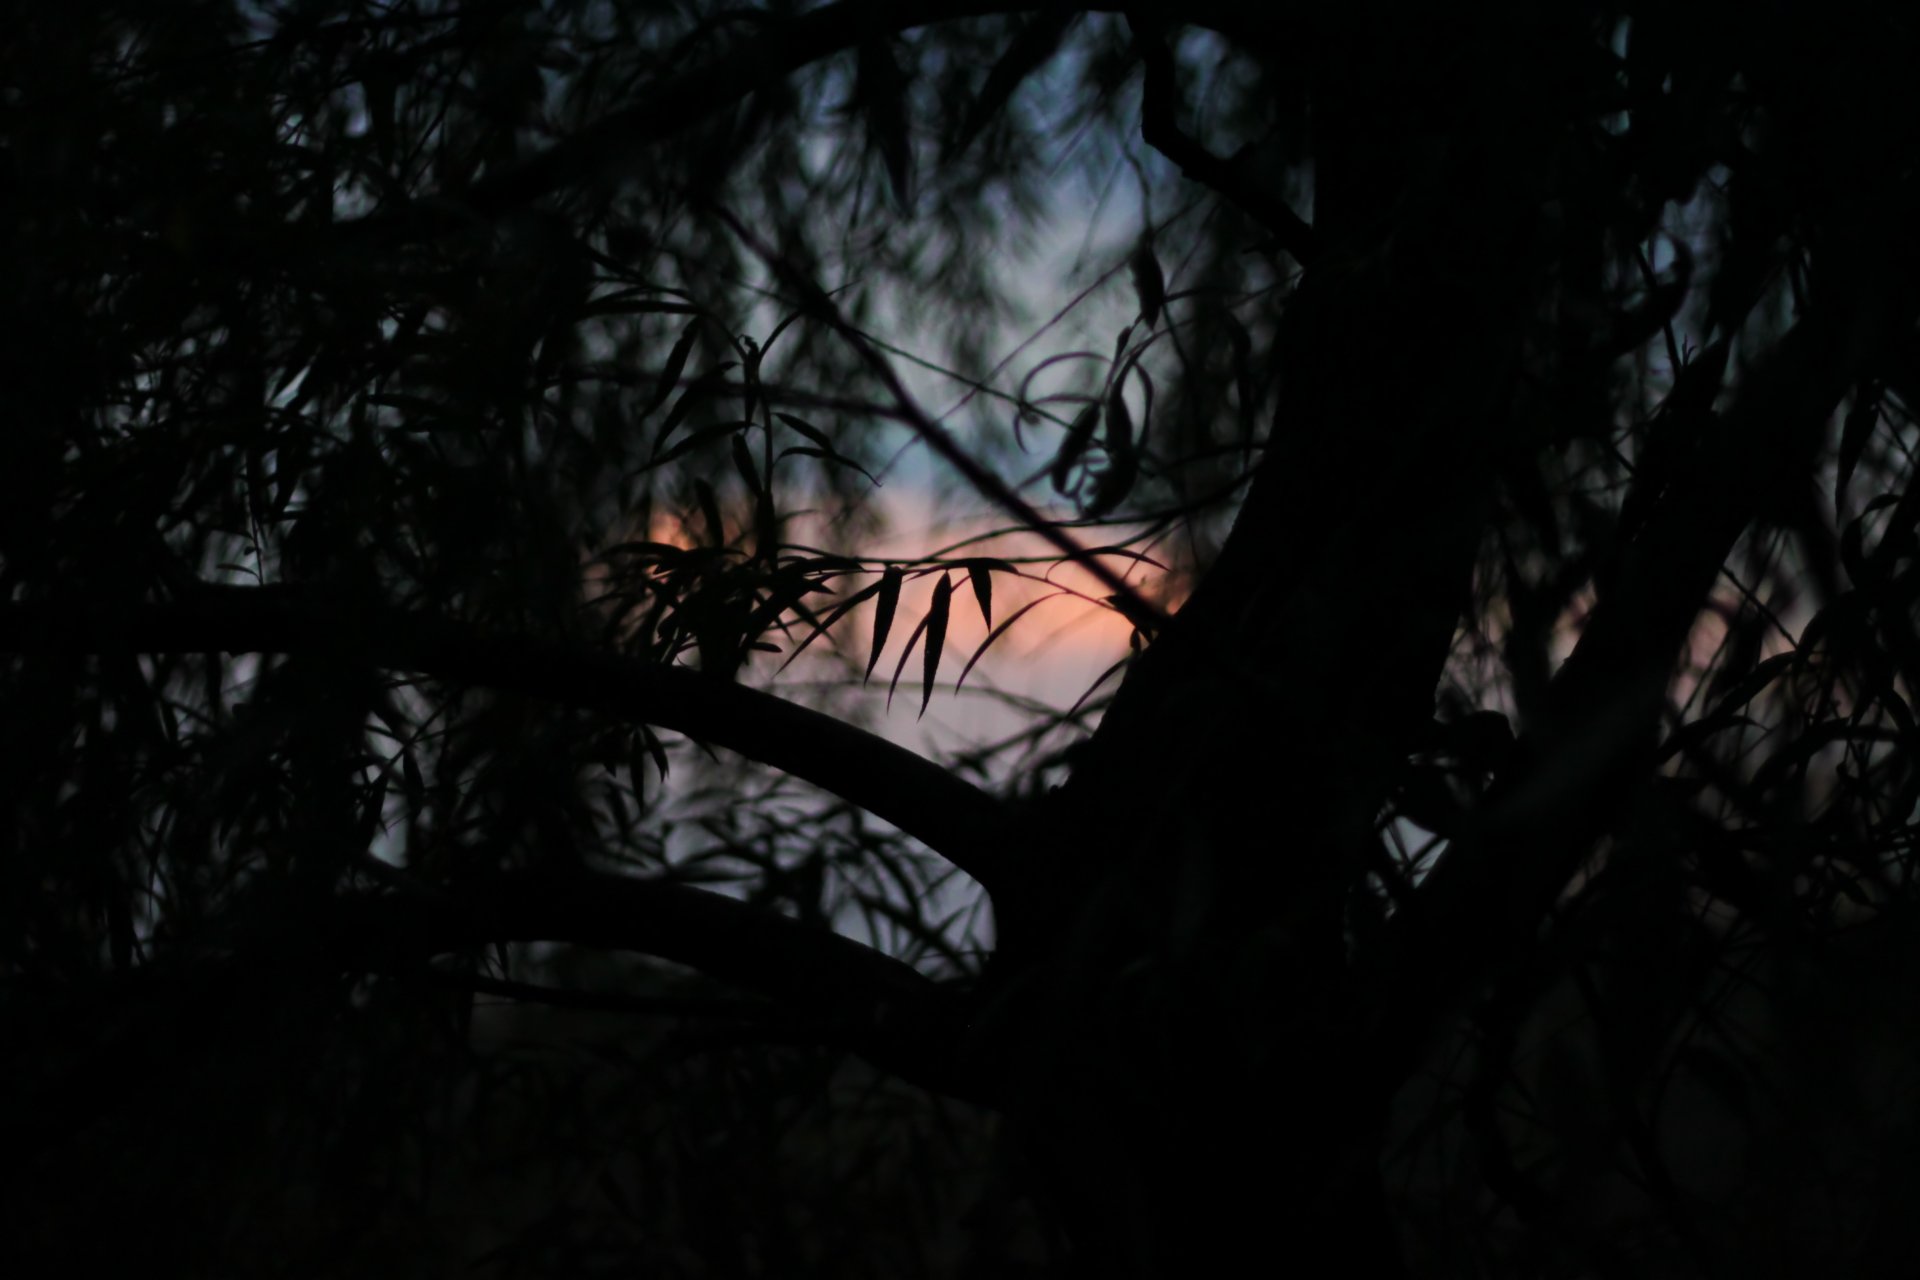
[0,585,1012,895]
[3,868,993,1153]
[328,868,987,1102]
[1377,279,1920,1082]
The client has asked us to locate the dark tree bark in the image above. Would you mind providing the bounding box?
[11,2,1920,1274]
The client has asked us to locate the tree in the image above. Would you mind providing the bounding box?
[8,1,1920,1274]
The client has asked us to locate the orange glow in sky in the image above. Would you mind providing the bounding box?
[582,483,1177,760]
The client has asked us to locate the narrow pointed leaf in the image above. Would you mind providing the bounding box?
[1064,652,1130,723]
[777,446,881,486]
[652,419,753,467]
[865,567,903,682]
[953,11,1076,157]
[774,412,833,448]
[777,578,883,672]
[1130,233,1166,327]
[956,593,1067,692]
[1224,310,1257,447]
[1838,382,1882,504]
[1087,382,1139,515]
[920,573,953,718]
[1050,401,1100,494]
[643,318,700,417]
[655,361,738,452]
[694,479,726,547]
[887,611,932,712]
[858,39,912,209]
[640,725,670,781]
[966,562,994,628]
[731,432,761,494]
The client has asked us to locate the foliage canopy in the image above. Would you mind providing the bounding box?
[9,2,1920,1276]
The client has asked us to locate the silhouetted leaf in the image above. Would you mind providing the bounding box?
[651,419,754,467]
[920,572,952,718]
[772,413,881,482]
[638,725,670,796]
[1603,239,1692,358]
[583,294,701,318]
[1050,401,1100,494]
[643,317,700,417]
[1840,494,1902,586]
[887,610,932,712]
[953,11,1076,157]
[966,562,994,628]
[1130,233,1165,328]
[858,39,912,209]
[1838,382,1882,504]
[655,361,737,448]
[955,592,1067,691]
[1063,652,1128,722]
[777,576,883,673]
[731,432,761,494]
[765,411,817,445]
[865,567,902,682]
[401,748,425,804]
[776,445,880,486]
[1083,545,1169,570]
[694,479,726,548]
[1228,310,1259,450]
[1085,382,1138,517]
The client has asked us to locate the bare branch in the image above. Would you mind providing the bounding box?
[330,868,986,1101]
[0,585,1013,895]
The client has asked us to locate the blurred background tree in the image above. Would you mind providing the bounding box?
[7,1,1920,1276]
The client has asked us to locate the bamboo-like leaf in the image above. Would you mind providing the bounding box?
[777,445,881,486]
[1130,233,1166,328]
[1223,309,1257,448]
[1082,545,1169,570]
[694,479,726,547]
[777,577,883,673]
[655,361,737,450]
[651,419,753,467]
[920,572,952,718]
[640,725,670,781]
[858,39,912,209]
[967,562,994,628]
[774,412,832,448]
[731,432,761,494]
[1086,382,1138,516]
[1603,239,1693,358]
[643,318,700,417]
[754,487,777,558]
[1063,652,1129,723]
[773,414,882,484]
[955,592,1067,692]
[1838,382,1882,504]
[583,297,701,318]
[887,611,932,712]
[952,11,1076,157]
[1050,401,1100,494]
[400,748,425,805]
[865,567,903,682]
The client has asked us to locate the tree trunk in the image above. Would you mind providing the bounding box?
[974,17,1560,1270]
